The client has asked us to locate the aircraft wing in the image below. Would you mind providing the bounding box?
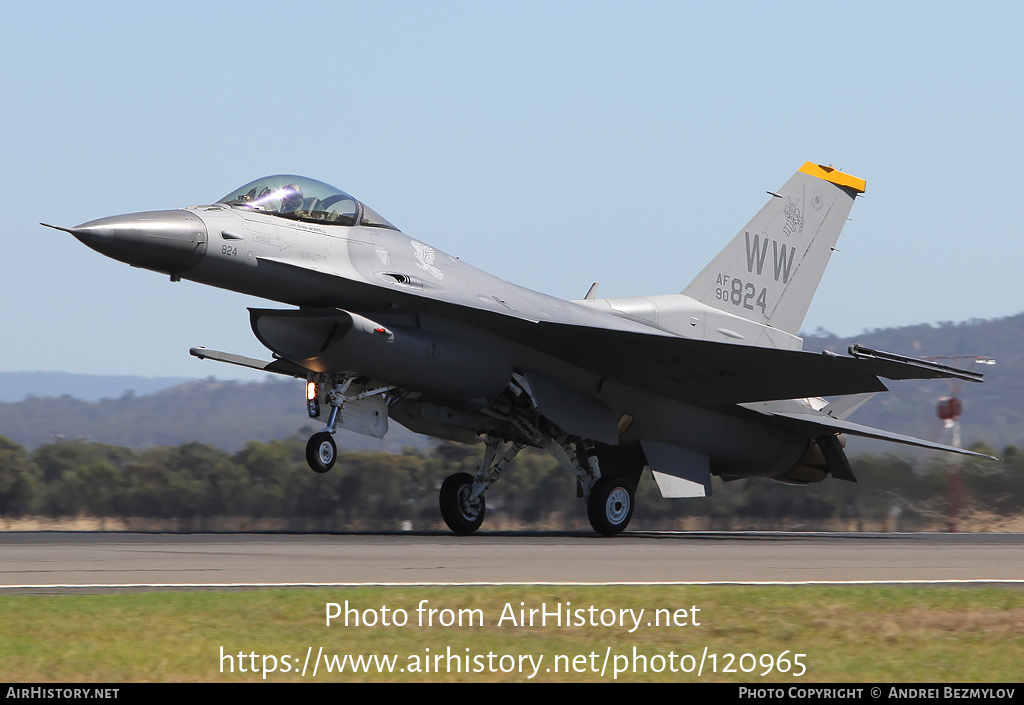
[529,321,982,407]
[251,257,982,407]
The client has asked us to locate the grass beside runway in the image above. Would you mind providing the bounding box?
[1,585,1021,682]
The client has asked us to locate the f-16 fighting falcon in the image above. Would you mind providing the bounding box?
[43,162,988,535]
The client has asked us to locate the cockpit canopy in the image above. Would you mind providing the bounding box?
[218,175,398,230]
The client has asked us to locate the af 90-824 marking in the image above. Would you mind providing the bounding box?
[715,273,767,315]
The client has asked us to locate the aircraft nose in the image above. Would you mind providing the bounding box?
[68,210,208,276]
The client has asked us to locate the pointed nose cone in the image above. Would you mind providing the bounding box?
[70,210,208,276]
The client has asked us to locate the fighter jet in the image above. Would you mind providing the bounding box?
[43,162,988,535]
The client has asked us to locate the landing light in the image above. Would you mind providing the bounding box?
[306,381,320,418]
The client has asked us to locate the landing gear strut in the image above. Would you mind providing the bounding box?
[439,436,524,534]
[303,375,393,474]
[438,410,637,536]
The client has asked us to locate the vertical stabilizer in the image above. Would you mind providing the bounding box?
[682,162,865,335]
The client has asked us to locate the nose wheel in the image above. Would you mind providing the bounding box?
[439,472,486,534]
[305,431,337,473]
[587,476,634,536]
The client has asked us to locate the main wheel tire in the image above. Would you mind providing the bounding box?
[439,472,485,534]
[587,476,635,536]
[305,431,337,474]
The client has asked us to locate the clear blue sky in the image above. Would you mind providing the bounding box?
[2,1,1021,379]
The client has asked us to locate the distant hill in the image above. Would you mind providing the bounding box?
[0,372,189,403]
[1,312,1021,455]
[803,313,1024,452]
[0,376,431,453]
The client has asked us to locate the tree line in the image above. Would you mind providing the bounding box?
[0,434,1019,531]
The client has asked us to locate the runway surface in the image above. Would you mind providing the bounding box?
[0,531,1021,590]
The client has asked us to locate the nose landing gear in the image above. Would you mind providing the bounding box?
[302,375,394,474]
[306,431,337,474]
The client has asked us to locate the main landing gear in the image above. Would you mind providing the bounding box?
[438,416,636,537]
[300,371,637,536]
[438,473,485,534]
[438,438,523,535]
[587,476,635,536]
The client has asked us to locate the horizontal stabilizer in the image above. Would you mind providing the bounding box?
[189,347,309,378]
[765,410,997,460]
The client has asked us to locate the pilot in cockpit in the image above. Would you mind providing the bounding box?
[279,184,304,214]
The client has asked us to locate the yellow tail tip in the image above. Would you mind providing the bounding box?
[799,162,866,194]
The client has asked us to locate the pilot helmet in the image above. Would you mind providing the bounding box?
[280,184,303,213]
